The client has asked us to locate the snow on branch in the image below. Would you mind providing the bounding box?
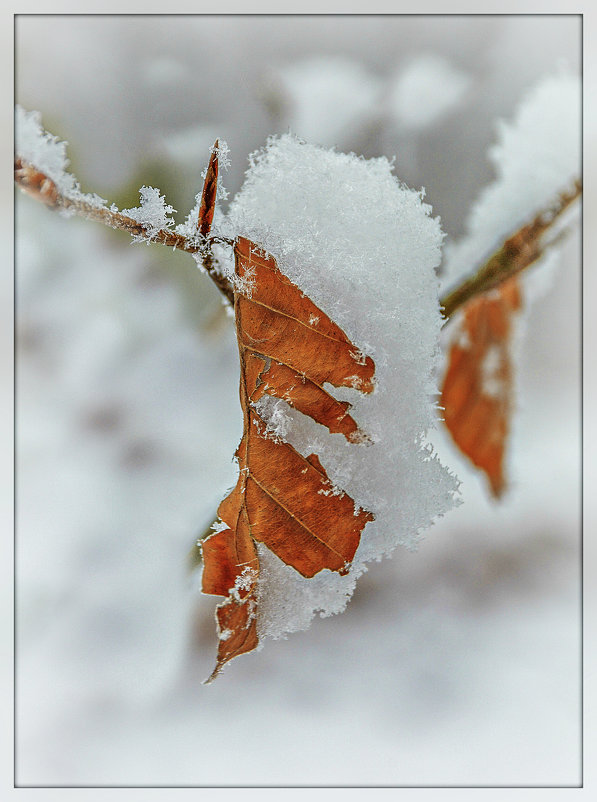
[14,105,235,304]
[15,105,108,210]
[15,94,580,327]
[14,91,581,672]
[440,178,581,319]
[121,186,177,240]
[441,69,581,302]
[438,69,581,498]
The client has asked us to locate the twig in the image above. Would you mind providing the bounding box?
[440,180,582,320]
[15,156,581,322]
[14,157,235,305]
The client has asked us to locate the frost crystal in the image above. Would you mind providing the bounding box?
[253,396,292,442]
[122,186,176,239]
[229,567,258,603]
[224,133,460,642]
[207,519,229,538]
[212,139,231,171]
[230,259,256,297]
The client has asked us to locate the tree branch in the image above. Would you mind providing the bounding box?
[15,156,581,322]
[440,180,582,320]
[14,157,235,305]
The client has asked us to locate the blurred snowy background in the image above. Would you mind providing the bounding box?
[15,15,581,786]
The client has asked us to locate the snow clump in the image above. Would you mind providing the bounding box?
[223,133,460,641]
[442,68,581,293]
[15,105,107,209]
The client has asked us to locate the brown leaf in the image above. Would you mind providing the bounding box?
[197,141,219,238]
[201,237,375,681]
[441,275,522,498]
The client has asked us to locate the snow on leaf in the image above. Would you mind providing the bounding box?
[212,139,231,171]
[439,72,580,498]
[440,179,580,497]
[201,237,375,681]
[221,133,459,648]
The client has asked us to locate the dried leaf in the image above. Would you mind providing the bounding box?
[201,237,375,681]
[441,275,522,497]
[197,141,219,238]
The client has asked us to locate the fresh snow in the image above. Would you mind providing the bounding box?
[442,69,581,292]
[15,105,108,210]
[15,16,580,787]
[222,134,460,642]
[15,71,580,661]
[122,186,176,239]
[436,68,580,519]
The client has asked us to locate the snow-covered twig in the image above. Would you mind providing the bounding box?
[15,103,580,322]
[15,152,581,324]
[440,179,581,320]
[14,156,235,305]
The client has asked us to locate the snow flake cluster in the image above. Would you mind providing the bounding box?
[122,186,177,239]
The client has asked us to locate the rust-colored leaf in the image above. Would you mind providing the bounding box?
[201,237,375,681]
[441,275,522,498]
